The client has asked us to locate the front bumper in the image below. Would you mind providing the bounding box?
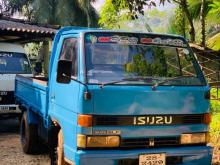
[75,146,212,165]
[0,105,20,115]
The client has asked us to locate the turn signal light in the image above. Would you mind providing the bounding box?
[78,114,93,127]
[203,113,211,124]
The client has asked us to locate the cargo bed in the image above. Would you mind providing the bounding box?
[15,75,48,117]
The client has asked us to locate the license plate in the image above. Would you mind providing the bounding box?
[139,153,166,165]
[0,106,10,110]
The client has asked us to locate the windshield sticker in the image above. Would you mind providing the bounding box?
[98,37,111,43]
[97,36,138,44]
[140,38,153,44]
[111,35,138,44]
[90,35,98,44]
[140,37,187,47]
[0,53,13,57]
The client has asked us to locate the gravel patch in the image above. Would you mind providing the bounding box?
[0,117,50,165]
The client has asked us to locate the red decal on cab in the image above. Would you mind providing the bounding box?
[98,37,111,42]
[141,38,152,44]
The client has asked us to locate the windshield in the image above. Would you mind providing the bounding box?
[0,52,32,74]
[85,33,205,86]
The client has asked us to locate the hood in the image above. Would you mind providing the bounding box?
[91,85,209,115]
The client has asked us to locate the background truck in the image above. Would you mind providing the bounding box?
[15,27,212,165]
[0,42,32,116]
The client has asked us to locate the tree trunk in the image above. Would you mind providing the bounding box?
[180,0,196,42]
[42,40,50,77]
[200,0,206,48]
[86,1,91,27]
[86,10,91,27]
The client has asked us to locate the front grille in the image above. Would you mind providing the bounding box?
[118,156,183,165]
[121,137,180,149]
[182,114,203,124]
[0,91,15,105]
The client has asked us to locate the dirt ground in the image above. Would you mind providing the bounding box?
[0,117,50,165]
[0,116,219,165]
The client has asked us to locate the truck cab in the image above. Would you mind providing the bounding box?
[15,27,212,165]
[0,43,32,115]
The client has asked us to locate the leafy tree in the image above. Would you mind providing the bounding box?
[207,33,220,51]
[99,0,132,29]
[208,0,220,23]
[168,6,189,38]
[79,0,98,27]
[99,0,197,42]
[1,0,98,27]
[188,0,213,47]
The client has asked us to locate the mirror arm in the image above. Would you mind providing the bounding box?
[62,74,91,100]
[62,73,88,91]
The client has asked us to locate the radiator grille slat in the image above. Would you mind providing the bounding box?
[120,137,180,149]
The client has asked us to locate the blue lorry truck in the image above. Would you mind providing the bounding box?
[15,27,212,165]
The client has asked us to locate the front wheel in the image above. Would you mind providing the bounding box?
[20,111,38,154]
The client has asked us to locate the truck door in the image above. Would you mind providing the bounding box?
[49,35,80,125]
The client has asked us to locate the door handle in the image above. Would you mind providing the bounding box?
[51,94,55,100]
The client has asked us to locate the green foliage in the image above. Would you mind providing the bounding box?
[146,9,172,33]
[207,33,220,51]
[24,42,42,59]
[32,0,59,24]
[99,0,131,29]
[2,0,34,20]
[209,88,220,145]
[99,0,171,29]
[210,88,220,114]
[168,6,189,38]
[210,113,220,145]
[109,0,169,19]
[188,0,213,20]
[2,0,98,27]
[208,0,220,23]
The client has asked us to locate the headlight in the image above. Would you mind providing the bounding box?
[77,134,120,148]
[180,133,209,144]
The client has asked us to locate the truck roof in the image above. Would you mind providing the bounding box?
[0,42,26,54]
[60,27,185,39]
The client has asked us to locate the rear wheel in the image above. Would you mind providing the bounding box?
[20,111,38,154]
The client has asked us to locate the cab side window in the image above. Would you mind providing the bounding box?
[59,38,78,76]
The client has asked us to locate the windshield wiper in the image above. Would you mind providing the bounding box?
[152,75,195,89]
[100,77,158,88]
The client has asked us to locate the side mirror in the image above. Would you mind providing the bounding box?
[57,59,72,84]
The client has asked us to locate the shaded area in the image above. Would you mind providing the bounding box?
[0,117,50,165]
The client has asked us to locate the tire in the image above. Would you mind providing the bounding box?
[50,130,65,165]
[20,111,38,154]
